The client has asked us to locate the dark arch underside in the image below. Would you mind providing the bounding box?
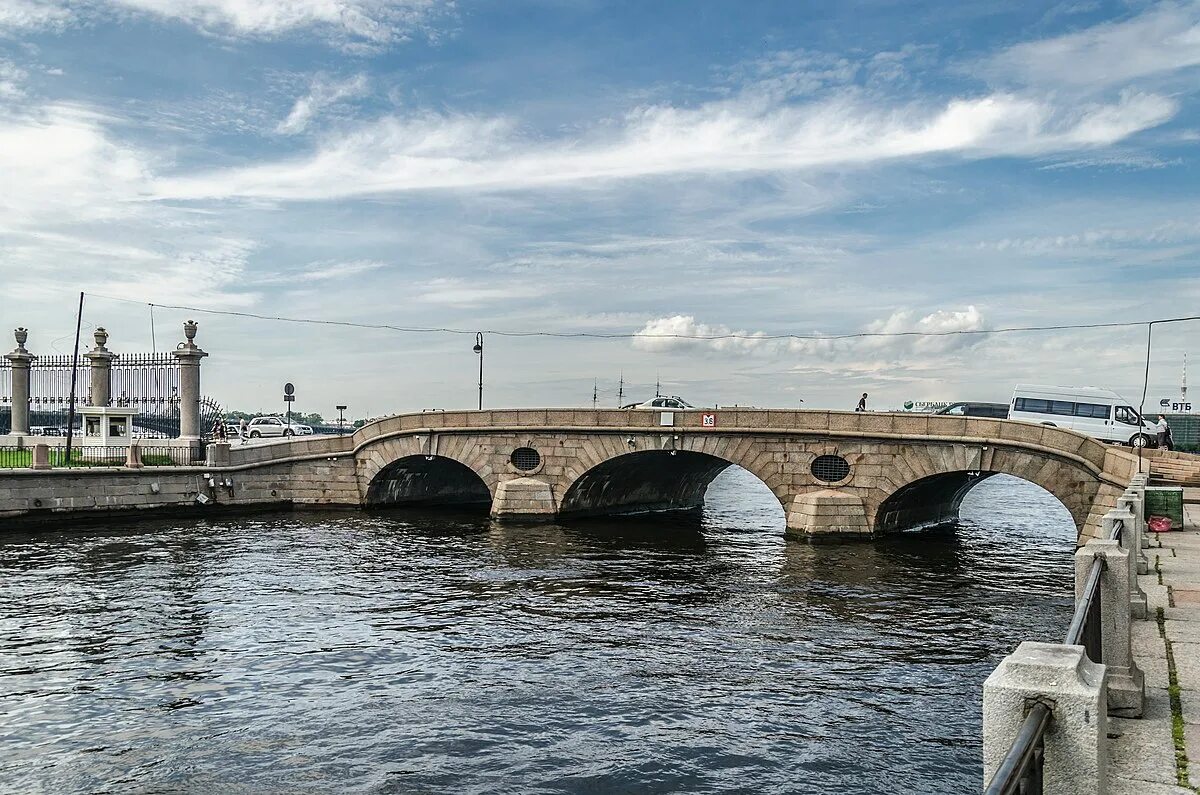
[875,471,997,532]
[365,455,491,508]
[559,450,734,519]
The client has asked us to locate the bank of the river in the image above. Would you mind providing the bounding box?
[0,470,1076,794]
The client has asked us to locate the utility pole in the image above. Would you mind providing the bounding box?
[64,292,84,461]
[592,379,598,409]
[655,375,661,397]
[617,374,624,408]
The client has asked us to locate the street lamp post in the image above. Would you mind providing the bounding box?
[336,405,347,435]
[472,333,484,410]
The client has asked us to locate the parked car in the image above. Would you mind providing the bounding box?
[1009,384,1159,448]
[621,396,696,410]
[246,416,297,438]
[223,421,242,438]
[934,402,1010,419]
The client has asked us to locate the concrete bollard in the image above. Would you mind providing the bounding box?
[983,642,1107,795]
[124,443,143,469]
[1076,538,1144,717]
[30,443,51,470]
[1104,507,1146,619]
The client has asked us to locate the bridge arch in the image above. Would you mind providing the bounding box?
[868,443,1099,534]
[357,433,497,507]
[557,434,789,519]
[365,454,491,508]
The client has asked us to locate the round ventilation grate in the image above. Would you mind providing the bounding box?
[510,447,541,471]
[810,454,851,483]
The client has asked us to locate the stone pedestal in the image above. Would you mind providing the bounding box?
[171,321,207,442]
[206,442,230,467]
[983,642,1107,795]
[1117,490,1149,570]
[4,328,33,436]
[83,327,115,407]
[491,477,556,520]
[1105,506,1146,617]
[125,444,143,469]
[1076,538,1144,717]
[31,443,50,470]
[787,490,871,539]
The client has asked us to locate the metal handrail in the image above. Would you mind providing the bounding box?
[1064,557,1104,648]
[983,702,1053,795]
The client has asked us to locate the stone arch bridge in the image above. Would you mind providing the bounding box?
[219,408,1141,541]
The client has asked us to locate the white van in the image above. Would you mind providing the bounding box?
[1009,384,1158,447]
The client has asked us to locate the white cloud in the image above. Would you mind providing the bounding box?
[153,88,1176,201]
[0,0,452,49]
[254,258,389,284]
[277,73,369,134]
[0,0,71,34]
[0,60,26,100]
[987,0,1200,88]
[0,102,154,228]
[631,306,988,364]
[413,277,549,307]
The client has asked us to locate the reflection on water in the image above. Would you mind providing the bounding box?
[0,470,1075,794]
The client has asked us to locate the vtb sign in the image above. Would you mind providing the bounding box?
[1159,398,1195,413]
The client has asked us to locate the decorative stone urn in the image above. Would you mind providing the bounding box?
[93,327,109,350]
[14,327,28,351]
[183,320,198,345]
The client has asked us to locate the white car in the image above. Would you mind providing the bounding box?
[621,396,696,410]
[246,416,299,438]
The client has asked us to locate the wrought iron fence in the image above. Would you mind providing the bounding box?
[0,444,205,468]
[0,446,32,468]
[0,352,183,435]
[55,446,131,467]
[136,445,204,466]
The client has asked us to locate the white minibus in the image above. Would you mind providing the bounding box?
[1009,384,1159,448]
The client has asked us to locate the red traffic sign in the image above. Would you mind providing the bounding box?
[702,413,716,428]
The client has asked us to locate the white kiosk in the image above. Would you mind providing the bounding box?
[77,405,138,447]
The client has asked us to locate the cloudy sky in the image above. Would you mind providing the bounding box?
[1,0,1198,417]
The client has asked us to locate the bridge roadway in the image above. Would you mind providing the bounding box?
[202,407,1143,541]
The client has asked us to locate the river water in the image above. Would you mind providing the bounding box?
[0,471,1076,794]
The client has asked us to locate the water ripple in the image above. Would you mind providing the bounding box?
[0,471,1075,794]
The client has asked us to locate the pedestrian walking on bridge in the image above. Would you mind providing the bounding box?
[856,393,868,412]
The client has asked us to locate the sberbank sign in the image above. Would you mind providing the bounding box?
[902,400,952,412]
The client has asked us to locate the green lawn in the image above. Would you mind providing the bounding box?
[0,448,147,468]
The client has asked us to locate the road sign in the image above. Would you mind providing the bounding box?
[284,382,295,396]
[283,394,295,402]
[702,413,716,427]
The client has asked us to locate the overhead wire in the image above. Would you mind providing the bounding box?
[82,291,1200,343]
